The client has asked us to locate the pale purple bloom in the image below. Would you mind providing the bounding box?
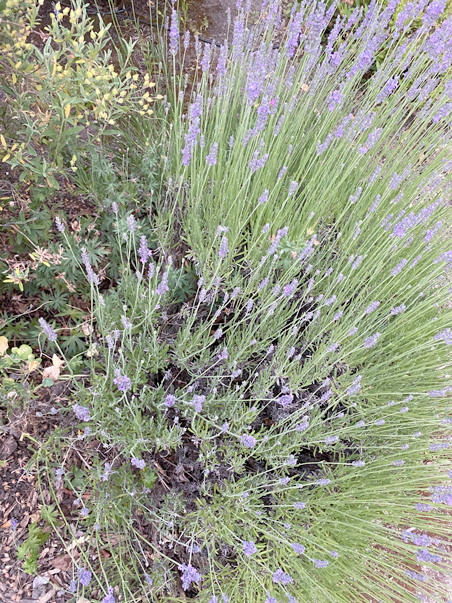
[73,404,90,422]
[192,394,205,412]
[352,460,365,467]
[364,301,380,314]
[39,317,57,342]
[201,43,212,72]
[405,570,427,583]
[165,394,176,408]
[288,181,298,195]
[376,76,399,104]
[317,478,331,486]
[294,502,306,509]
[156,270,169,295]
[313,559,329,568]
[374,419,385,426]
[291,543,305,554]
[390,304,406,315]
[131,457,146,469]
[231,286,241,300]
[351,255,363,270]
[348,327,358,336]
[278,393,293,406]
[347,375,362,395]
[80,507,89,517]
[333,310,343,321]
[126,214,137,233]
[358,128,383,155]
[364,332,381,348]
[179,564,202,591]
[245,298,254,313]
[391,259,408,276]
[417,548,442,563]
[55,216,65,233]
[219,236,229,259]
[328,88,343,111]
[102,587,116,603]
[241,434,257,448]
[278,166,288,179]
[392,459,405,467]
[325,435,339,444]
[272,569,293,584]
[259,189,269,204]
[214,328,223,340]
[169,9,179,55]
[114,368,132,392]
[206,142,218,166]
[327,343,339,353]
[243,541,257,557]
[121,315,132,329]
[282,279,298,298]
[218,347,228,360]
[101,463,112,481]
[138,236,152,264]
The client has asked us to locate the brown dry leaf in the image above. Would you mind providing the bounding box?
[30,510,41,523]
[50,554,73,571]
[1,519,12,529]
[42,354,65,381]
[76,598,91,603]
[0,336,8,356]
[99,549,111,558]
[81,322,92,336]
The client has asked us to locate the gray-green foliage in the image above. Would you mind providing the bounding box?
[28,0,452,602]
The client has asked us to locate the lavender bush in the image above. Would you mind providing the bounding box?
[34,1,452,602]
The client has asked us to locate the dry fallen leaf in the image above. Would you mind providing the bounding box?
[50,553,73,571]
[76,598,91,603]
[0,336,8,356]
[42,354,65,381]
[1,519,12,529]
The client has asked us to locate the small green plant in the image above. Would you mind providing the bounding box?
[16,522,51,574]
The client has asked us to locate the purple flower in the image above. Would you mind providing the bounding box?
[417,548,442,563]
[55,216,65,233]
[316,478,331,486]
[352,460,365,467]
[291,543,305,554]
[313,559,329,568]
[272,569,293,584]
[165,394,176,408]
[73,404,90,422]
[114,369,132,392]
[278,166,288,179]
[376,76,399,104]
[178,564,202,591]
[243,541,257,557]
[102,587,116,603]
[351,255,363,270]
[405,570,427,583]
[392,460,405,467]
[206,142,218,166]
[328,88,343,111]
[288,181,298,196]
[219,236,229,259]
[415,503,433,512]
[81,247,100,286]
[278,393,294,406]
[192,394,206,412]
[258,189,269,204]
[80,507,89,517]
[169,8,179,55]
[240,434,257,448]
[218,347,228,361]
[391,259,408,276]
[121,315,132,329]
[156,270,169,295]
[293,502,306,509]
[364,301,380,314]
[363,333,381,348]
[390,304,406,315]
[101,463,112,481]
[10,517,18,530]
[325,435,339,445]
[39,317,57,342]
[282,279,298,298]
[347,375,362,395]
[131,457,146,469]
[78,568,92,587]
[138,236,152,264]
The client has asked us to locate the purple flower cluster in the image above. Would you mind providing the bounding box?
[39,317,57,342]
[81,247,100,286]
[364,332,381,348]
[179,564,202,591]
[114,369,132,392]
[131,457,146,469]
[243,541,257,557]
[272,569,293,584]
[73,404,90,422]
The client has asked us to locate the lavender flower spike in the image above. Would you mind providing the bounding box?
[219,236,229,259]
[39,317,57,342]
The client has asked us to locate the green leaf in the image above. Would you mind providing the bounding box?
[42,378,54,387]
